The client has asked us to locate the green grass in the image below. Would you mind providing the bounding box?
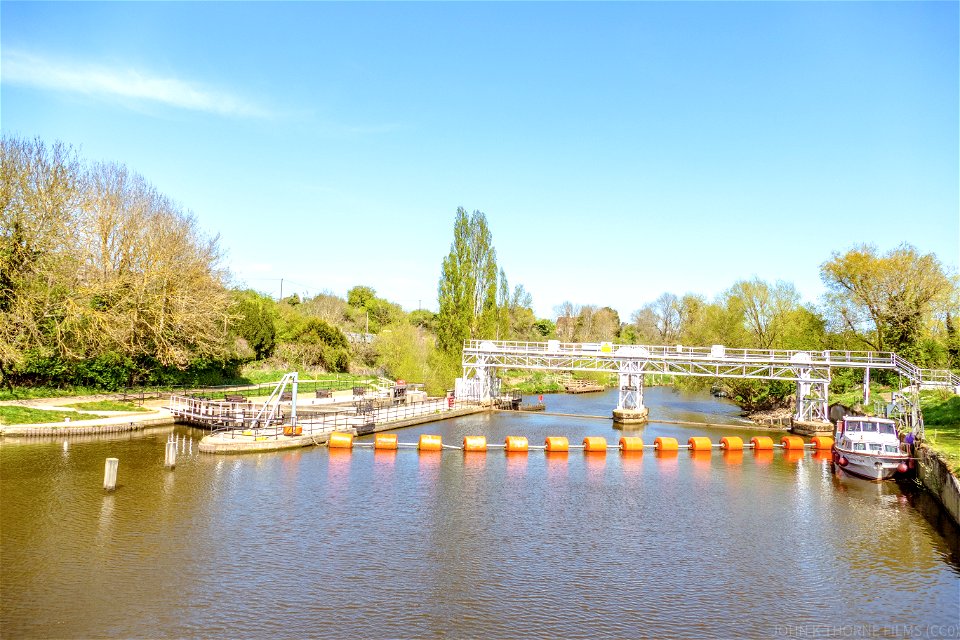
[0,385,108,401]
[501,371,565,394]
[59,400,151,412]
[0,406,102,425]
[921,392,960,475]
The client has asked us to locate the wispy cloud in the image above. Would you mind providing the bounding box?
[2,50,270,118]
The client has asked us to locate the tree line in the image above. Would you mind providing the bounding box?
[2,135,957,401]
[1,136,234,389]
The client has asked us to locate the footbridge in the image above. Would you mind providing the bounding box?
[461,340,960,433]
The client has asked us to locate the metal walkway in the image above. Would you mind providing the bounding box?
[461,340,960,430]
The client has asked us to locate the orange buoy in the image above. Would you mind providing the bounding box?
[328,432,353,449]
[283,426,294,436]
[720,436,743,450]
[463,435,487,451]
[418,434,443,451]
[751,436,774,450]
[583,436,607,452]
[655,437,679,451]
[545,436,569,452]
[619,436,644,452]
[781,435,805,450]
[505,436,529,452]
[374,433,398,450]
[811,436,834,450]
[688,436,713,451]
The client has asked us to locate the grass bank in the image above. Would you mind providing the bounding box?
[0,406,101,425]
[922,392,960,475]
[500,370,617,395]
[59,400,151,412]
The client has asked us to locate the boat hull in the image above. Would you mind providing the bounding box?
[833,449,907,481]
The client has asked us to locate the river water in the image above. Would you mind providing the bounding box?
[2,388,958,639]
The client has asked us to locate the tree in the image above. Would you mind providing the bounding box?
[726,278,800,349]
[0,136,236,388]
[233,290,276,360]
[436,207,499,355]
[497,268,510,340]
[347,285,376,309]
[280,318,349,371]
[821,244,954,357]
[649,293,681,344]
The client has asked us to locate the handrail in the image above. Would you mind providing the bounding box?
[463,340,959,389]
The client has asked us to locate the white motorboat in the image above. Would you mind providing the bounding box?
[832,415,910,481]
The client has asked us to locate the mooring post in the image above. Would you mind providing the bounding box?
[165,439,177,469]
[103,458,119,491]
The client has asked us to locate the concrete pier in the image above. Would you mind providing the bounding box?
[790,419,833,436]
[612,406,649,425]
[198,405,487,454]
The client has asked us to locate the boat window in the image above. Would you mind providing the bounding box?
[884,445,899,453]
[862,422,879,433]
[853,442,866,451]
[847,422,860,432]
[869,443,882,451]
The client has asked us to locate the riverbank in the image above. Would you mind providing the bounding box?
[0,411,175,436]
[915,444,960,526]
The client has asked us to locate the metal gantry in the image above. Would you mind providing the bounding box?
[462,340,960,426]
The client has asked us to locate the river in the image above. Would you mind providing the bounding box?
[2,387,958,639]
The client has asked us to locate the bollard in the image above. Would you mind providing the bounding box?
[165,440,177,469]
[104,458,119,491]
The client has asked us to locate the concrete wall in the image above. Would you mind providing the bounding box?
[915,444,960,527]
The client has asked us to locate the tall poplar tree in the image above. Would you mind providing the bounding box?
[436,207,499,355]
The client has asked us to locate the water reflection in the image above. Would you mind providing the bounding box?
[755,449,775,465]
[722,449,744,465]
[784,449,805,464]
[505,452,527,479]
[2,390,958,639]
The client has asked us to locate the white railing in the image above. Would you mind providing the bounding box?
[463,340,958,389]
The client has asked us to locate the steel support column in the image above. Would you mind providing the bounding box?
[794,367,829,423]
[617,361,645,411]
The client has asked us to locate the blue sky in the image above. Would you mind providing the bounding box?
[2,2,957,319]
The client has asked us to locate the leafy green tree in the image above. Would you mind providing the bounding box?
[726,279,800,349]
[821,244,953,357]
[436,207,499,355]
[233,290,276,360]
[280,318,349,372]
[347,285,376,309]
[409,309,436,331]
[533,318,555,338]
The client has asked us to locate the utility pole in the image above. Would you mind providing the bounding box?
[280,278,283,301]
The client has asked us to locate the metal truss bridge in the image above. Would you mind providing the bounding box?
[461,340,960,428]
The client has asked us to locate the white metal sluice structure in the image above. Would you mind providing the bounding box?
[460,340,960,433]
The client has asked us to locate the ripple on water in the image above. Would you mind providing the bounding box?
[1,399,959,638]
